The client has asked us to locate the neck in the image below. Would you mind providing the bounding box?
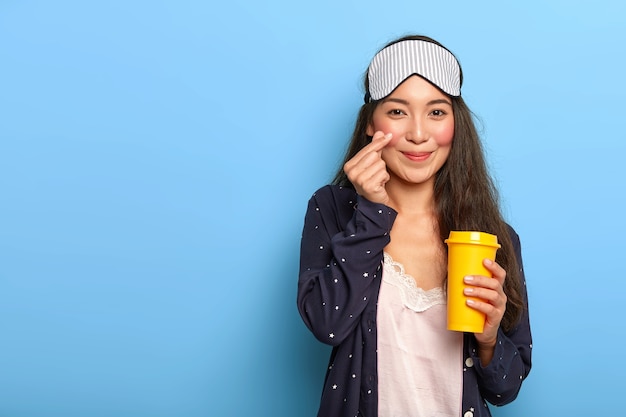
[385,178,437,215]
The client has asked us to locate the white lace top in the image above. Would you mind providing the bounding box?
[377,252,463,417]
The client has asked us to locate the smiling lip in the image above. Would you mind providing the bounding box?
[403,151,432,162]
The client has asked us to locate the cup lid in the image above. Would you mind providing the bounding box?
[444,231,501,248]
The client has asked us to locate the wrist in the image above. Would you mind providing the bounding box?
[475,337,497,366]
[477,338,497,350]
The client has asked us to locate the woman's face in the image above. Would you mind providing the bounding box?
[367,75,455,187]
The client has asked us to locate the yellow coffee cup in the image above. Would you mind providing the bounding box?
[445,231,501,333]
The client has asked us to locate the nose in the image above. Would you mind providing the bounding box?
[406,117,428,144]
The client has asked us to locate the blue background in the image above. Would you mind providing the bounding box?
[1,1,625,416]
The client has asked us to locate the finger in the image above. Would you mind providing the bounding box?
[346,152,387,183]
[483,258,507,285]
[468,290,506,325]
[463,275,506,306]
[349,161,389,194]
[357,132,392,158]
[350,131,392,162]
[463,274,501,291]
[344,147,372,172]
[464,286,506,307]
[466,298,498,315]
[483,258,505,277]
[371,132,393,153]
[358,165,390,194]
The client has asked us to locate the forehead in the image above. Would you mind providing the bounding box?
[383,75,451,103]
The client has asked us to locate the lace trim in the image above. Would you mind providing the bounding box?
[382,252,446,313]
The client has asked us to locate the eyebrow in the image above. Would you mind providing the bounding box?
[382,97,452,106]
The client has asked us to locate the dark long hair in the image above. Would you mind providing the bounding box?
[332,35,524,332]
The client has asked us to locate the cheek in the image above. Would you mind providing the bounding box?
[369,120,402,144]
[434,123,455,146]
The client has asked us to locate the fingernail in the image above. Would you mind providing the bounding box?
[484,259,493,266]
[464,275,474,283]
[466,299,476,306]
[384,133,392,140]
[464,287,474,295]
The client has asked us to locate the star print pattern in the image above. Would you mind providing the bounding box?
[297,185,532,417]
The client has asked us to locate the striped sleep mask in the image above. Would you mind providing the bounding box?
[366,39,461,102]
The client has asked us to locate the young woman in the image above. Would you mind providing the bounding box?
[298,35,532,417]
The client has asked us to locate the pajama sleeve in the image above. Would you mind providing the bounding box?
[297,186,397,346]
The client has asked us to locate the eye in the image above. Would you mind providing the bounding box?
[387,109,406,116]
[430,109,448,118]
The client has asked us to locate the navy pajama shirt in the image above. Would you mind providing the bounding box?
[297,185,532,417]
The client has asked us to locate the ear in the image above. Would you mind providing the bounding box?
[366,122,374,137]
